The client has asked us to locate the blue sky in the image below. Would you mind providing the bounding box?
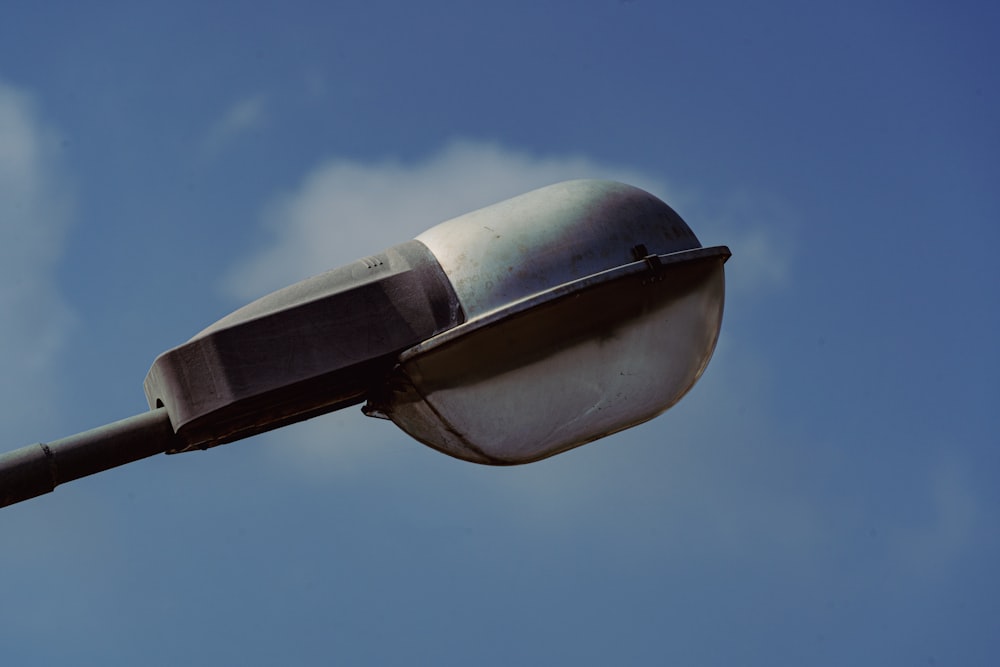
[1,1,998,664]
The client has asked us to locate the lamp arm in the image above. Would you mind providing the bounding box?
[0,408,178,508]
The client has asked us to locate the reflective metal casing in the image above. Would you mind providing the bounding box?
[368,180,730,464]
[415,180,703,319]
[144,241,464,451]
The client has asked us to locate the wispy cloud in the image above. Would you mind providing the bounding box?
[201,94,268,158]
[222,139,668,301]
[891,456,980,578]
[219,140,796,478]
[0,80,75,440]
[221,140,796,306]
[691,188,797,298]
[212,139,984,590]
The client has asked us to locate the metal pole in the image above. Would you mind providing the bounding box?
[0,408,179,508]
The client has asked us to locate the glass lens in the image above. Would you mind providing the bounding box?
[378,258,727,464]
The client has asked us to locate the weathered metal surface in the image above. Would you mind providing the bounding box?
[143,180,710,455]
[416,180,701,319]
[143,240,463,452]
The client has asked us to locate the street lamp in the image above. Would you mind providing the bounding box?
[0,180,730,507]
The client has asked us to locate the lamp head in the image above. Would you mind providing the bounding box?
[144,180,729,463]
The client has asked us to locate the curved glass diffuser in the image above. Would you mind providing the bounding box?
[367,247,729,465]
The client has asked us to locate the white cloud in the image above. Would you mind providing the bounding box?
[220,139,662,300]
[215,141,978,586]
[216,138,816,559]
[690,188,797,297]
[201,94,268,158]
[0,80,75,439]
[221,140,792,305]
[892,456,979,579]
[220,140,796,481]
